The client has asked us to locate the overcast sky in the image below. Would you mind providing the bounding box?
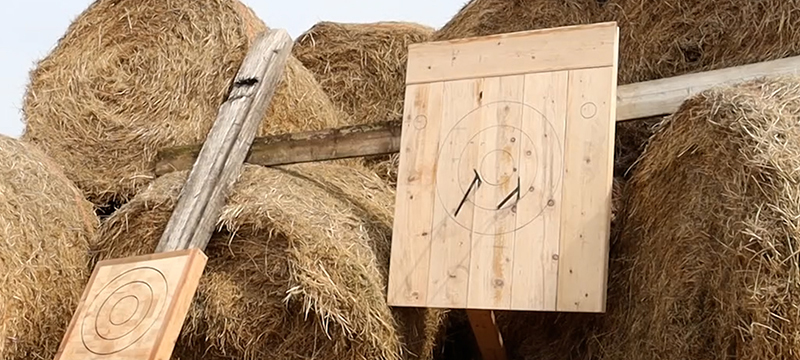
[0,0,464,138]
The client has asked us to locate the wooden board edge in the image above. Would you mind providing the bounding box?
[406,22,619,85]
[408,21,618,52]
[93,248,203,268]
[148,249,208,359]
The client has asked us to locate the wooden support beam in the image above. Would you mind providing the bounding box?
[155,120,402,176]
[467,310,507,360]
[155,29,293,253]
[616,55,800,121]
[154,55,800,175]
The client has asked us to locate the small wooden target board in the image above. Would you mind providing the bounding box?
[54,249,207,359]
[387,22,619,312]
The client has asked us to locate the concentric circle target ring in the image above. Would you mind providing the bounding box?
[435,100,564,235]
[80,266,169,355]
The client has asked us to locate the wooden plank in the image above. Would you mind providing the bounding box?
[155,29,292,253]
[405,22,617,85]
[466,310,507,360]
[616,54,800,121]
[154,54,800,174]
[54,249,207,359]
[510,71,568,310]
[466,76,522,309]
[556,66,616,312]
[154,121,402,176]
[426,78,480,308]
[386,82,445,307]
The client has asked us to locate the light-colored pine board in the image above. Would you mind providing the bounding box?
[466,76,523,309]
[406,22,617,85]
[556,66,616,312]
[387,82,445,307]
[388,22,618,313]
[510,71,568,310]
[616,54,800,121]
[155,29,292,253]
[426,78,482,308]
[54,249,207,360]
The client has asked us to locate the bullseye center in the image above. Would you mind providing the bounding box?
[109,295,139,326]
[480,150,515,185]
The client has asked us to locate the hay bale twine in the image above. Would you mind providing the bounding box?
[594,75,800,360]
[22,0,347,209]
[90,162,445,360]
[0,135,98,359]
[292,21,434,186]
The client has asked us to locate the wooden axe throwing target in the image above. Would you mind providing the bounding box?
[387,22,620,313]
[54,249,207,359]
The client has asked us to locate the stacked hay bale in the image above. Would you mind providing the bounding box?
[595,75,800,360]
[21,0,349,210]
[91,162,444,360]
[292,21,434,186]
[293,21,434,127]
[20,0,447,358]
[0,135,98,359]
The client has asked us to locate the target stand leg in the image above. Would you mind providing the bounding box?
[54,249,207,359]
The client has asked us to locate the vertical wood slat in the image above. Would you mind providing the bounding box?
[387,82,445,306]
[467,76,524,309]
[155,29,293,253]
[426,79,481,308]
[556,66,616,312]
[510,71,568,310]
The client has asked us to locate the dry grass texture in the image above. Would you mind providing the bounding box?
[22,0,347,208]
[434,0,604,42]
[597,75,800,360]
[604,0,800,85]
[292,22,433,186]
[293,21,434,126]
[90,162,444,360]
[0,135,98,359]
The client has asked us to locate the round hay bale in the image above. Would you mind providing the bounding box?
[605,0,800,85]
[90,162,445,360]
[293,21,434,126]
[433,0,604,42]
[21,0,347,209]
[292,21,434,186]
[594,75,800,359]
[0,135,98,359]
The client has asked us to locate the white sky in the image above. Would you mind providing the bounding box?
[0,0,464,138]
